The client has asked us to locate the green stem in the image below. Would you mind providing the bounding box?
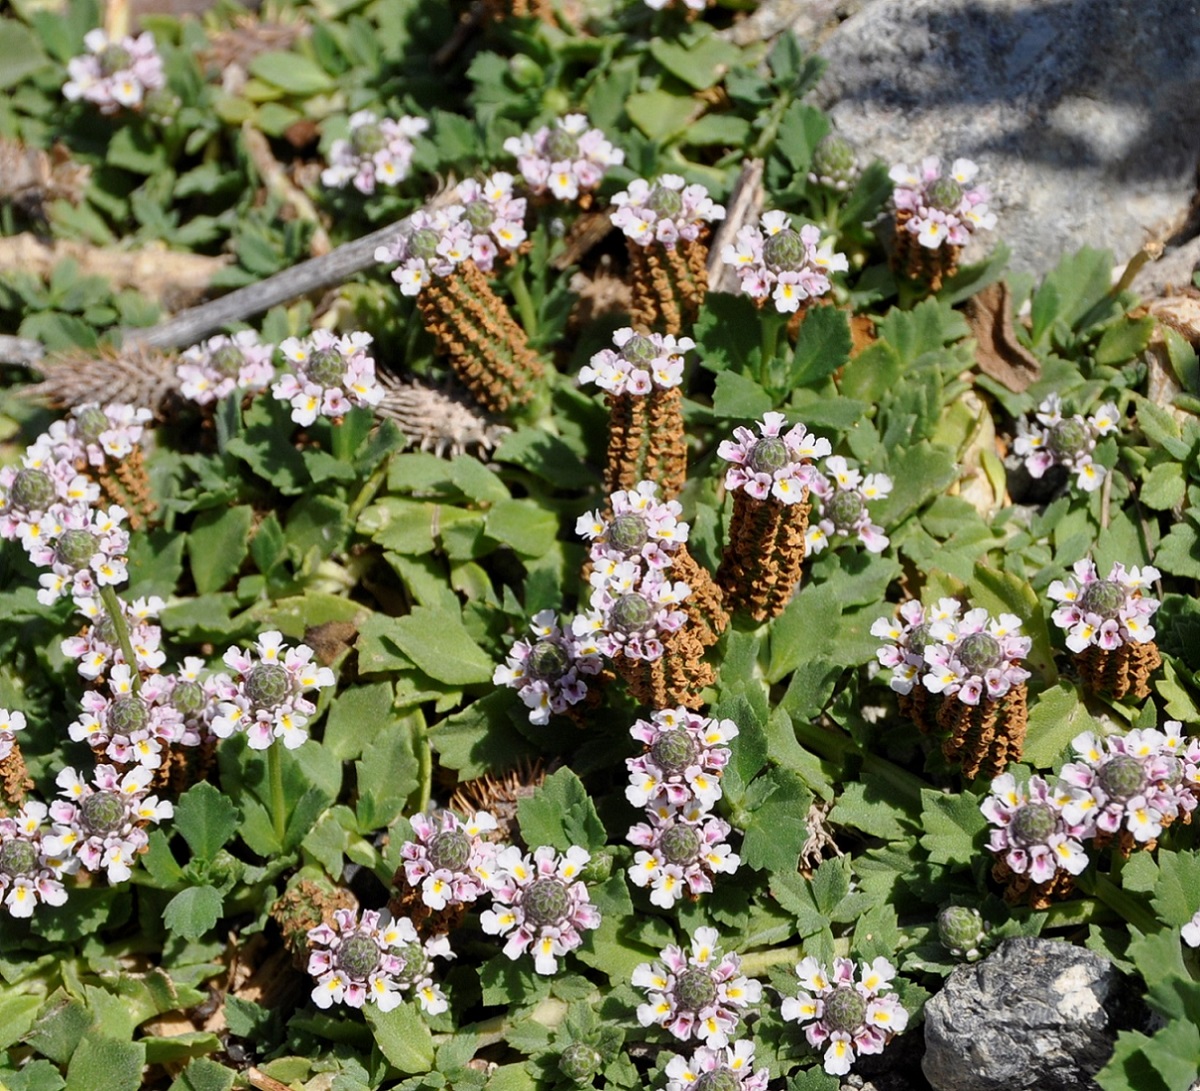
[268,743,287,847]
[1075,870,1159,935]
[739,944,805,977]
[412,714,432,816]
[509,265,539,340]
[760,310,785,391]
[346,455,391,524]
[99,584,140,694]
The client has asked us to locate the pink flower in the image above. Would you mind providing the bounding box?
[375,205,474,296]
[576,562,690,662]
[178,331,276,406]
[504,115,624,201]
[579,328,691,395]
[493,610,603,725]
[718,412,830,504]
[1013,394,1118,493]
[625,707,738,811]
[0,801,73,919]
[1047,559,1161,652]
[321,111,428,195]
[889,156,995,250]
[628,804,740,909]
[663,1041,769,1091]
[870,598,962,695]
[921,608,1031,705]
[273,329,383,425]
[719,212,847,313]
[807,456,892,555]
[63,29,165,114]
[400,809,499,910]
[980,773,1088,883]
[66,663,183,768]
[455,172,527,272]
[576,480,689,570]
[610,175,724,249]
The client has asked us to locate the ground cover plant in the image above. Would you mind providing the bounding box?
[1,1,1200,1089]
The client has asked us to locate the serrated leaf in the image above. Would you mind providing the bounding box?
[168,1058,236,1091]
[648,29,741,91]
[486,500,558,557]
[1140,462,1186,511]
[65,1033,145,1091]
[364,1003,434,1074]
[711,371,773,419]
[187,506,253,595]
[738,767,812,873]
[695,293,762,374]
[517,768,606,853]
[1022,682,1102,768]
[1151,850,1200,927]
[163,886,224,941]
[355,712,421,831]
[919,789,987,865]
[324,681,394,761]
[1095,315,1155,366]
[625,90,697,141]
[789,305,852,388]
[385,607,494,685]
[828,781,912,840]
[768,584,841,683]
[173,782,239,861]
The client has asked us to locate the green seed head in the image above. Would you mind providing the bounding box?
[907,621,935,656]
[75,405,110,445]
[210,344,244,379]
[351,122,387,157]
[306,348,345,388]
[558,1042,602,1083]
[395,940,425,986]
[937,905,986,955]
[608,513,650,554]
[0,838,38,878]
[650,728,698,773]
[528,640,569,680]
[1099,755,1146,803]
[956,632,1002,676]
[674,967,717,1012]
[464,199,495,232]
[1078,579,1126,620]
[337,933,381,978]
[823,984,867,1034]
[544,126,580,161]
[171,679,206,717]
[427,828,471,872]
[762,227,804,272]
[1048,418,1090,459]
[1009,801,1057,847]
[826,488,865,528]
[10,468,55,512]
[659,824,701,866]
[747,436,789,476]
[244,663,290,711]
[80,792,126,836]
[107,695,149,736]
[407,227,442,262]
[645,184,683,218]
[522,877,570,927]
[99,44,133,75]
[925,176,963,212]
[620,334,658,366]
[811,134,858,186]
[1158,754,1183,788]
[695,1068,740,1091]
[609,593,653,634]
[55,529,98,571]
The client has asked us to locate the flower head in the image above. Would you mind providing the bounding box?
[577,562,691,662]
[210,631,335,750]
[806,456,892,555]
[921,608,1031,705]
[178,331,276,406]
[0,802,73,918]
[719,212,847,313]
[808,133,861,192]
[889,156,995,249]
[35,503,131,608]
[610,175,724,249]
[400,809,499,910]
[625,708,738,812]
[454,172,528,271]
[577,480,689,570]
[717,412,830,504]
[321,111,428,195]
[663,1041,769,1091]
[62,594,167,680]
[66,663,183,768]
[633,928,761,1047]
[628,804,740,908]
[307,907,422,1012]
[493,610,603,726]
[273,329,384,425]
[63,29,165,114]
[44,403,154,468]
[780,956,908,1076]
[579,328,692,395]
[504,115,624,201]
[980,773,1088,883]
[1048,559,1161,652]
[1013,394,1118,493]
[871,597,963,695]
[480,845,601,975]
[375,204,473,296]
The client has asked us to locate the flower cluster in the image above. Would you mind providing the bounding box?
[321,111,428,194]
[920,608,1031,706]
[633,927,761,1046]
[504,115,624,201]
[624,708,741,907]
[493,611,603,726]
[806,456,893,554]
[46,403,154,467]
[720,211,848,313]
[871,597,963,695]
[0,801,72,918]
[454,172,528,272]
[889,156,996,250]
[579,329,692,395]
[983,723,1200,888]
[400,809,499,910]
[273,330,384,425]
[63,29,165,114]
[62,594,167,680]
[44,765,173,883]
[717,412,829,505]
[307,907,452,1012]
[781,956,908,1076]
[663,1041,769,1091]
[577,481,689,569]
[210,630,336,750]
[1048,560,1161,652]
[1013,394,1119,493]
[67,663,183,768]
[35,504,131,607]
[480,845,601,975]
[177,331,276,407]
[610,175,725,249]
[807,133,861,192]
[375,205,474,295]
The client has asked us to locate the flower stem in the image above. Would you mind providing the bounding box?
[739,944,805,976]
[268,742,287,847]
[760,310,785,390]
[99,584,140,694]
[508,265,539,340]
[346,455,391,524]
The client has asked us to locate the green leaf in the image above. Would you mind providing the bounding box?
[173,783,240,861]
[789,304,852,388]
[1022,682,1102,768]
[919,788,987,867]
[0,1059,65,1091]
[1030,247,1115,341]
[517,768,607,853]
[649,29,742,91]
[1155,522,1200,579]
[493,429,597,488]
[711,371,773,419]
[625,90,696,141]
[0,19,50,89]
[65,1033,145,1091]
[168,1058,236,1091]
[324,681,394,761]
[143,1033,223,1064]
[163,886,225,942]
[355,712,421,831]
[486,499,558,557]
[1151,850,1200,927]
[828,780,913,840]
[1096,315,1156,366]
[696,293,763,374]
[106,124,167,175]
[738,767,813,873]
[432,690,537,778]
[25,994,91,1064]
[384,607,495,686]
[248,51,335,94]
[364,1003,435,1074]
[768,584,842,683]
[1140,462,1186,512]
[286,495,350,560]
[0,990,42,1051]
[187,506,253,595]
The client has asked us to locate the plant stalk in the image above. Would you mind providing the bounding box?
[99,584,140,694]
[268,743,287,847]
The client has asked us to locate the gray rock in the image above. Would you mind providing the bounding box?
[810,0,1200,277]
[922,937,1128,1091]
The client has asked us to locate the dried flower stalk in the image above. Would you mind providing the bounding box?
[937,683,1028,781]
[718,490,810,621]
[892,209,961,292]
[1076,641,1162,702]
